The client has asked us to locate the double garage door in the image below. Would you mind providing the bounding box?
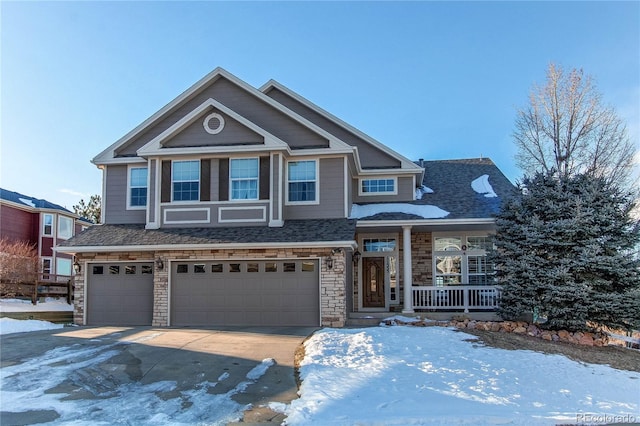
[86,259,320,327]
[171,259,320,327]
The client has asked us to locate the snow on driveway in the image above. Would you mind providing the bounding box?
[0,329,275,425]
[279,326,640,425]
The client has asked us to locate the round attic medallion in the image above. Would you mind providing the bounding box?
[203,112,225,135]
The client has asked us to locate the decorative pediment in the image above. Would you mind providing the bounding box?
[137,98,289,156]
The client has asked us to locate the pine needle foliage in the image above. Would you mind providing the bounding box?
[492,172,640,332]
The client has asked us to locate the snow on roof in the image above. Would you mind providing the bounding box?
[18,197,36,208]
[414,185,434,200]
[350,203,449,219]
[471,174,497,198]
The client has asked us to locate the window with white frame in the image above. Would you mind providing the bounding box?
[129,166,148,208]
[287,160,317,202]
[360,178,396,195]
[172,160,200,201]
[230,158,258,200]
[56,258,72,276]
[58,216,73,240]
[433,235,494,286]
[42,258,52,279]
[43,214,53,236]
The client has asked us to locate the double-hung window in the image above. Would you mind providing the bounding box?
[287,160,317,203]
[172,160,200,201]
[129,166,148,208]
[43,214,53,236]
[230,158,258,200]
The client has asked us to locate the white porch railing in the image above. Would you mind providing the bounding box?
[412,285,502,312]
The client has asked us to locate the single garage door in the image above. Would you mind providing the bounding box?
[171,259,319,326]
[87,263,154,326]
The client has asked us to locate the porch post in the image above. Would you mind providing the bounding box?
[402,225,414,313]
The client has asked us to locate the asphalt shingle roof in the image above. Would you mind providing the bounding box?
[0,188,72,213]
[58,219,357,248]
[355,158,516,220]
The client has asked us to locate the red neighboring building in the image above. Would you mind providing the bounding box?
[0,188,93,278]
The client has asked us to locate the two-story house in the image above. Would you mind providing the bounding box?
[57,68,514,327]
[1,188,92,279]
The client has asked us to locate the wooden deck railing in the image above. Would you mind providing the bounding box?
[0,273,73,305]
[412,285,502,312]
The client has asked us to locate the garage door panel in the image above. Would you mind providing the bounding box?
[87,262,154,326]
[171,260,319,326]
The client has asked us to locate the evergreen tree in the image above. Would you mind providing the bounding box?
[73,194,101,224]
[492,172,640,331]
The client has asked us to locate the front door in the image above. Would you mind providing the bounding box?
[363,257,385,308]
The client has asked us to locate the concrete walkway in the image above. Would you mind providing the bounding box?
[0,326,317,425]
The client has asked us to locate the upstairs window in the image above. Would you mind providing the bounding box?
[58,216,73,240]
[230,158,258,200]
[287,160,317,203]
[128,166,148,208]
[172,160,200,201]
[43,214,53,236]
[360,178,396,195]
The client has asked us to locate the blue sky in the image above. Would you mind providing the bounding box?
[2,1,638,210]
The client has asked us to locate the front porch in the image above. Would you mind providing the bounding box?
[351,225,501,324]
[347,284,502,326]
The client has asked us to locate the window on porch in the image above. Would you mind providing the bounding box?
[434,235,495,285]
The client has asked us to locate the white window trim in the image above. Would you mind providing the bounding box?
[42,213,54,237]
[42,257,52,275]
[432,232,494,285]
[57,216,73,240]
[56,257,72,276]
[127,165,148,210]
[285,158,320,205]
[229,157,259,201]
[171,159,200,203]
[358,177,398,196]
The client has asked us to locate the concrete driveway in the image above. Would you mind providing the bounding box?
[0,326,317,425]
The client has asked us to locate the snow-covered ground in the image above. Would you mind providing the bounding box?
[0,297,73,312]
[278,326,640,425]
[2,318,638,425]
[0,318,64,335]
[0,298,71,335]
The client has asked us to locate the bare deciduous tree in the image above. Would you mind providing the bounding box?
[0,238,39,282]
[514,63,637,190]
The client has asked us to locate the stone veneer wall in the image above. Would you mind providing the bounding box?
[75,248,347,328]
[411,232,432,285]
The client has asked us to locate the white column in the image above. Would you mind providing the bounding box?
[402,225,414,313]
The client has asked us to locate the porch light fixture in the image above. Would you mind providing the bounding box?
[326,256,334,270]
[352,250,361,265]
[155,257,164,271]
[73,258,81,274]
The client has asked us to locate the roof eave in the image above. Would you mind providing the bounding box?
[55,240,358,254]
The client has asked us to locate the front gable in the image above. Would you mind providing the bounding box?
[136,98,289,156]
[96,69,346,164]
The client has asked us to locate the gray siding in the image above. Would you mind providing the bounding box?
[104,165,146,224]
[284,157,345,220]
[352,176,415,203]
[265,87,401,169]
[164,109,264,148]
[115,76,328,157]
[160,202,269,227]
